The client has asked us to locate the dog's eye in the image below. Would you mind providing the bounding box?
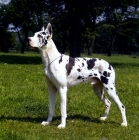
[38,34,42,38]
[47,35,49,39]
[42,32,46,35]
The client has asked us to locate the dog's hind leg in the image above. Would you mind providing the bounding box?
[41,78,57,126]
[104,84,127,126]
[93,82,111,121]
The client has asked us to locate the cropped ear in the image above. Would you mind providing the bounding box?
[41,26,45,31]
[45,23,52,37]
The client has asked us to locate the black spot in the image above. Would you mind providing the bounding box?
[77,68,81,72]
[122,105,125,108]
[41,32,46,35]
[88,74,92,77]
[105,87,108,90]
[110,88,113,90]
[101,76,108,84]
[108,64,112,70]
[82,63,84,67]
[43,38,47,45]
[103,71,110,77]
[47,35,49,39]
[38,34,42,38]
[59,55,63,64]
[87,59,97,70]
[76,58,80,61]
[94,73,98,76]
[82,77,85,80]
[77,76,82,79]
[66,57,75,76]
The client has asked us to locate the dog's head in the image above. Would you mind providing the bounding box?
[28,23,52,49]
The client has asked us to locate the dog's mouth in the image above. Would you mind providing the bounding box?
[28,38,36,49]
[29,45,36,50]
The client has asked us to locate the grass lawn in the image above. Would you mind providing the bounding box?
[0,52,139,140]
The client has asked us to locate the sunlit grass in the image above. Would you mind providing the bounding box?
[0,52,139,140]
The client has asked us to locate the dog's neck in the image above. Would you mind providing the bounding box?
[39,39,61,67]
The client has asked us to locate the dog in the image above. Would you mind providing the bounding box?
[28,23,127,128]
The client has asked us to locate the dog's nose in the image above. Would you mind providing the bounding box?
[27,38,31,46]
[28,37,31,42]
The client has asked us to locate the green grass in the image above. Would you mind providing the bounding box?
[0,52,139,140]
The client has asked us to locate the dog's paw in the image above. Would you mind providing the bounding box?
[121,122,127,127]
[57,124,66,129]
[41,121,50,126]
[100,117,107,121]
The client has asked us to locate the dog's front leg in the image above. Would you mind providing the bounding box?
[41,79,57,126]
[58,86,67,129]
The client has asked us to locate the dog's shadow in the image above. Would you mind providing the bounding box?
[66,114,101,123]
[0,114,118,126]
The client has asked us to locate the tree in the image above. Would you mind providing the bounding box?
[5,0,49,53]
[101,0,139,56]
[115,18,139,54]
[0,4,15,52]
[0,28,16,52]
[1,0,139,55]
[64,0,82,57]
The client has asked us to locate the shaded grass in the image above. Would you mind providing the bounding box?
[0,52,139,140]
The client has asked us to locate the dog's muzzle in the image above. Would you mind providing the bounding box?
[28,38,31,45]
[28,38,35,49]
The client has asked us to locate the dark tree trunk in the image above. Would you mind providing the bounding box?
[67,3,81,57]
[21,43,26,53]
[108,35,116,56]
[61,30,67,54]
[17,30,28,53]
[87,37,95,55]
[69,16,81,57]
[88,11,96,55]
[1,46,9,52]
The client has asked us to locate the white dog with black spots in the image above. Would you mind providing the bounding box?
[28,23,127,128]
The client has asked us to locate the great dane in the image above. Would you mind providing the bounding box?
[28,23,127,128]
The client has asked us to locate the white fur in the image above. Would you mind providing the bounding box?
[28,23,127,128]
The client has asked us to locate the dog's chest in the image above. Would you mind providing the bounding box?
[44,66,58,78]
[44,64,67,86]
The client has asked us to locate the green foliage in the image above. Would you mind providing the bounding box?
[0,29,16,52]
[0,52,139,139]
[7,0,49,31]
[1,0,139,54]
